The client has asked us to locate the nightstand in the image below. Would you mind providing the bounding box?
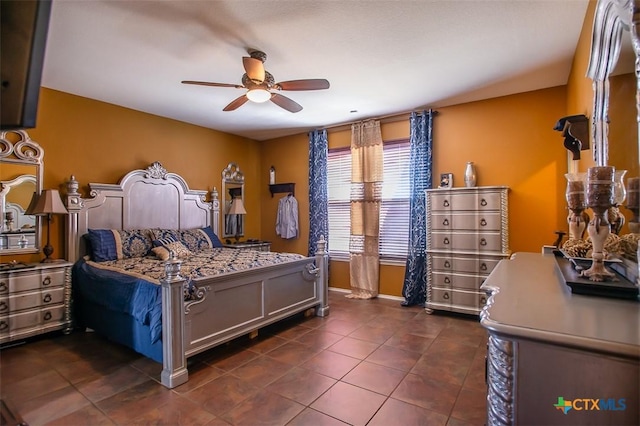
[223,240,271,252]
[0,261,72,344]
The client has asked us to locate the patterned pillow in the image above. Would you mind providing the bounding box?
[87,229,153,262]
[151,227,223,251]
[152,240,192,261]
[180,227,223,251]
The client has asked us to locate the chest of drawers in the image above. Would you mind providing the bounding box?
[425,186,509,315]
[0,261,72,344]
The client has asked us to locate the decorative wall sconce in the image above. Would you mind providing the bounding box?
[554,114,589,160]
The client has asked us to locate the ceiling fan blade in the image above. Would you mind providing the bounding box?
[182,80,244,89]
[223,95,249,111]
[270,93,303,113]
[275,79,330,91]
[243,57,265,83]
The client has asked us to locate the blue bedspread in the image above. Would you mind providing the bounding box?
[72,259,164,343]
[72,248,307,345]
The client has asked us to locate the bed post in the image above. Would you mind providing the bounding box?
[64,175,82,263]
[315,236,330,317]
[160,256,188,388]
[210,187,220,236]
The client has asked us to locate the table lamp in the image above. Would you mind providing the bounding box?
[25,189,68,262]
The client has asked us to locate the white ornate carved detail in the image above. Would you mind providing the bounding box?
[487,334,515,426]
[0,130,44,163]
[587,0,640,166]
[145,161,169,180]
[221,162,244,183]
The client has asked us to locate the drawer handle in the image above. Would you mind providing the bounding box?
[480,218,487,227]
[480,198,488,206]
[0,321,7,331]
[42,276,52,286]
[44,311,52,321]
[480,296,487,305]
[442,218,449,226]
[444,260,451,268]
[443,200,450,207]
[480,238,487,246]
[0,281,7,292]
[444,277,451,284]
[43,294,52,303]
[443,237,450,245]
[0,301,7,312]
[480,263,488,271]
[443,292,450,300]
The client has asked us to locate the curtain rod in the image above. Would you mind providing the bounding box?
[320,108,438,133]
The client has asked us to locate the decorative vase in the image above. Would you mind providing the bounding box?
[269,166,276,185]
[581,166,616,282]
[625,176,639,233]
[464,162,477,187]
[565,172,589,240]
[608,169,627,235]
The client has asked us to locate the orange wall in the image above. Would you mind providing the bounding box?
[4,0,635,299]
[262,86,568,295]
[1,88,261,264]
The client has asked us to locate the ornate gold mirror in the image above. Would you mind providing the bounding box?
[0,130,43,254]
[221,162,245,241]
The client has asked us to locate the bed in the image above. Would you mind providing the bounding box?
[64,161,329,388]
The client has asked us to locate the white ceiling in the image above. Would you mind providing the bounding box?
[42,0,590,141]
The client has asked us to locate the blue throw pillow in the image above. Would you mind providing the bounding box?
[198,226,223,248]
[86,229,118,262]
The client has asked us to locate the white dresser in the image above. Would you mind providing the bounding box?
[425,186,509,315]
[481,253,639,425]
[0,261,72,344]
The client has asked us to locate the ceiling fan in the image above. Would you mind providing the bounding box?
[181,50,330,113]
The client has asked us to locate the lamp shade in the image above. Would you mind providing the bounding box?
[227,197,247,215]
[25,189,68,216]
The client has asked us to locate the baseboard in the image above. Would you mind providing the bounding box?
[328,287,405,302]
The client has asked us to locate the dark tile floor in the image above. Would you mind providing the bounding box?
[0,291,488,426]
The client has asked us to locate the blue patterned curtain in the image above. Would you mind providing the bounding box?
[308,129,329,257]
[401,110,434,306]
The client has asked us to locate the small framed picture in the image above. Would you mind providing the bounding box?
[439,173,453,188]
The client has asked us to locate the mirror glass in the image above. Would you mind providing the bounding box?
[221,162,245,241]
[0,130,43,254]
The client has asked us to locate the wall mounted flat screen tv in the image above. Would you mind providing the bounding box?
[1,0,52,130]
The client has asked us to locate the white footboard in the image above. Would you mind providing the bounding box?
[160,238,329,388]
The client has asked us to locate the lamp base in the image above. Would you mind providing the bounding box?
[41,244,55,263]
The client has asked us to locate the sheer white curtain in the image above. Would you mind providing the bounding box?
[348,120,383,299]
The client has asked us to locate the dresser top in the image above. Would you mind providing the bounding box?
[426,185,509,193]
[481,252,639,358]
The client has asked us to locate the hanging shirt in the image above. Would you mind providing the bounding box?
[276,194,299,239]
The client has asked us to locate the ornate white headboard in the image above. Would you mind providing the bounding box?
[65,161,220,262]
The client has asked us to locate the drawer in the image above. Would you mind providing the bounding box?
[432,272,483,291]
[430,232,503,252]
[7,305,65,332]
[429,191,502,212]
[9,287,64,312]
[430,288,453,305]
[3,268,66,294]
[431,255,501,275]
[452,289,479,308]
[430,212,502,231]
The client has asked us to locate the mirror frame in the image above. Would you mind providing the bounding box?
[221,162,245,240]
[586,0,639,167]
[0,130,44,255]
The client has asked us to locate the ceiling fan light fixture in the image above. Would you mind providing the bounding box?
[246,88,271,103]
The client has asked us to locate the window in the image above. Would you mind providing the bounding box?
[327,140,411,260]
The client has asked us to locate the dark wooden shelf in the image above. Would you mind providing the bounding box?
[269,183,295,198]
